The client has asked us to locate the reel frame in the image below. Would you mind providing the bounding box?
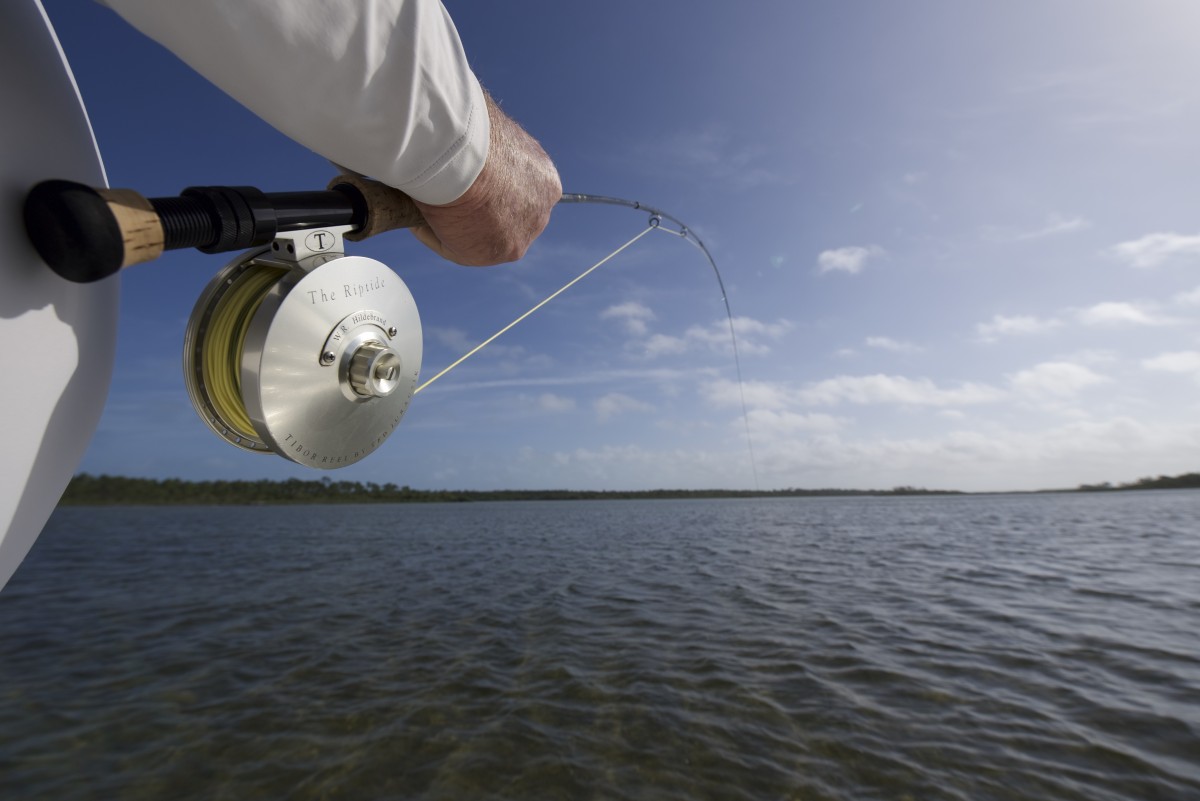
[183,226,422,469]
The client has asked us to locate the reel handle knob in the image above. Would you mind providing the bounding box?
[24,180,163,283]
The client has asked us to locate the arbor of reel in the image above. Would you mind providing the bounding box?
[183,232,422,469]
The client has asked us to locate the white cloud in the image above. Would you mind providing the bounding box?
[427,326,475,352]
[731,317,792,339]
[418,367,706,394]
[499,391,1200,491]
[1063,349,1120,367]
[976,314,1063,341]
[689,317,790,356]
[640,317,790,358]
[797,374,1003,408]
[1019,214,1091,240]
[984,214,1091,243]
[537,393,576,413]
[1108,232,1200,269]
[704,379,793,411]
[817,245,885,275]
[601,301,656,336]
[594,392,653,422]
[746,409,844,435]
[747,416,1200,492]
[1173,286,1200,306]
[1008,362,1109,399]
[1142,351,1200,374]
[1075,301,1166,326]
[641,333,689,358]
[866,336,921,353]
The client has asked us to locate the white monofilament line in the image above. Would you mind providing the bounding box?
[414,224,657,394]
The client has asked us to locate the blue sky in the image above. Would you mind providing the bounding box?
[45,0,1200,491]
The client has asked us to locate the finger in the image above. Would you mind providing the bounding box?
[408,225,457,263]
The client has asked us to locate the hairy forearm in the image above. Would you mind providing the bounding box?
[410,92,562,266]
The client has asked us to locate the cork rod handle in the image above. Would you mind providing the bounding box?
[328,174,425,241]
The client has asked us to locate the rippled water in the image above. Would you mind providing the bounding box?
[1,492,1198,799]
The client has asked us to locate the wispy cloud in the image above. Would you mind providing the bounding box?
[1174,286,1200,306]
[708,374,1003,411]
[1108,232,1200,269]
[601,301,656,336]
[976,314,1063,342]
[797,375,1002,408]
[866,336,921,354]
[1020,214,1091,240]
[1075,302,1169,326]
[705,379,793,411]
[416,367,712,395]
[746,409,845,435]
[1142,351,1200,374]
[537,393,576,413]
[745,416,1200,493]
[509,415,1200,493]
[640,316,790,358]
[983,214,1091,243]
[817,245,885,275]
[1008,362,1109,399]
[594,392,653,422]
[642,333,690,358]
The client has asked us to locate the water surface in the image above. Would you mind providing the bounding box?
[1,492,1198,799]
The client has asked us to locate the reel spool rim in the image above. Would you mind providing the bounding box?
[182,246,281,454]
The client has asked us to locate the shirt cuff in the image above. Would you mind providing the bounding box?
[394,74,489,206]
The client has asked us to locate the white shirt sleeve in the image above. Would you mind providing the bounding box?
[98,0,489,205]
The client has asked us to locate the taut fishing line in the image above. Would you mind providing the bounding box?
[417,194,761,490]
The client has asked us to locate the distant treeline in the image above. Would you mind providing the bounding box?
[58,474,961,506]
[1076,472,1200,492]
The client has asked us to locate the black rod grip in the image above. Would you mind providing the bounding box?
[24,178,425,283]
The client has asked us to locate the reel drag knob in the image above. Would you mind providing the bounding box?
[348,341,403,398]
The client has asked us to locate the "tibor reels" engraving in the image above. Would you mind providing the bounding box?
[282,414,401,464]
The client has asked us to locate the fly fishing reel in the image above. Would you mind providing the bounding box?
[24,176,731,473]
[183,226,421,468]
[25,175,427,469]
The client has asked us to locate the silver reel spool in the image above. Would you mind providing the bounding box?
[183,226,422,469]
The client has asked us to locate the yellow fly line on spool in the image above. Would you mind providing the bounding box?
[200,264,288,441]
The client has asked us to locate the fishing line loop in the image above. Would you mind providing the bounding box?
[653,223,688,239]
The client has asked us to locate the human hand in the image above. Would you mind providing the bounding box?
[410,92,561,266]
